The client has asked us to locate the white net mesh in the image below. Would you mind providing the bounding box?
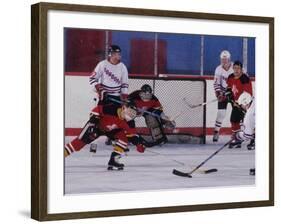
[128,76,206,144]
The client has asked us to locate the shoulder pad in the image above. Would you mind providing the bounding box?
[240,74,250,84]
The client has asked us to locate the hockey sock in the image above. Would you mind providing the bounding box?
[214,109,226,132]
[65,137,87,156]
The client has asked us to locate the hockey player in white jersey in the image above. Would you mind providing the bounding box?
[229,92,255,175]
[233,92,255,150]
[89,45,129,145]
[213,50,234,142]
[89,45,129,106]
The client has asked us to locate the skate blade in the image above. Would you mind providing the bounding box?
[107,166,124,171]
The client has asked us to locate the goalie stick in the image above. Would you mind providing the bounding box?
[108,96,177,123]
[107,97,163,119]
[172,140,232,178]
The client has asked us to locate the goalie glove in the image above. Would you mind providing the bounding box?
[136,144,145,153]
[160,113,176,129]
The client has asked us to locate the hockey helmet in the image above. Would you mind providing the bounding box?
[237,92,252,107]
[122,105,137,121]
[220,50,231,59]
[140,84,153,101]
[108,45,121,56]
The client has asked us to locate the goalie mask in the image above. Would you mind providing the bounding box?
[140,84,153,101]
[121,105,137,121]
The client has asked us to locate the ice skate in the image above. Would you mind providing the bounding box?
[228,139,242,148]
[247,139,255,150]
[213,131,219,142]
[107,152,124,170]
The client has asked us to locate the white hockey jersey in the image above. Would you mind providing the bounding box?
[213,63,234,93]
[89,60,129,96]
[237,97,255,141]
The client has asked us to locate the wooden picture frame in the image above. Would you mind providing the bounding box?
[31,2,274,221]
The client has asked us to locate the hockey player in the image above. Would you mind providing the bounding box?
[232,92,255,148]
[213,50,234,142]
[226,61,253,148]
[64,104,147,170]
[89,44,129,109]
[89,44,129,145]
[229,92,255,174]
[128,84,176,145]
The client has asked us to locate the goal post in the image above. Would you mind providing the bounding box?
[128,75,207,144]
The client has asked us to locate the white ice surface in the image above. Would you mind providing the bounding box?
[64,136,255,195]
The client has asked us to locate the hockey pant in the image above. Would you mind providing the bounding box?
[236,101,255,141]
[230,104,245,137]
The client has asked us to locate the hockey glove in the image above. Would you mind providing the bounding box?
[95,84,107,101]
[136,144,145,153]
[225,88,233,102]
[216,91,227,102]
[121,93,128,101]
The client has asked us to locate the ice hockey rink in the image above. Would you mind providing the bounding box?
[64,135,255,195]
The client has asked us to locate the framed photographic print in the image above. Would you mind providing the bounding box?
[31,2,274,221]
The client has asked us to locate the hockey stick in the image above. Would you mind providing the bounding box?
[172,140,232,178]
[183,97,217,109]
[146,149,216,174]
[108,96,178,124]
[107,97,163,119]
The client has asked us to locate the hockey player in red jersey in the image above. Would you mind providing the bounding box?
[128,84,176,145]
[225,60,253,148]
[64,104,147,170]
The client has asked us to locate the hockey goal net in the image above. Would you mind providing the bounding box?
[128,75,207,144]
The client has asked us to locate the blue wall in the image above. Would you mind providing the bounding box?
[203,36,243,75]
[112,31,255,76]
[158,33,201,74]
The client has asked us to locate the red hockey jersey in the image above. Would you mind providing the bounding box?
[128,90,162,112]
[99,104,136,137]
[227,73,253,101]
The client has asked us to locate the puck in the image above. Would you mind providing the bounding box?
[204,168,218,174]
[249,168,255,176]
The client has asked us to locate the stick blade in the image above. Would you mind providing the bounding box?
[204,168,218,174]
[172,169,192,178]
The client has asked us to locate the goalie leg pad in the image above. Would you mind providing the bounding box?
[144,114,167,143]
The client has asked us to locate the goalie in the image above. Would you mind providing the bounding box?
[128,84,176,145]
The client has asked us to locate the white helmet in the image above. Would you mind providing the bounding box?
[237,92,252,107]
[220,50,231,59]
